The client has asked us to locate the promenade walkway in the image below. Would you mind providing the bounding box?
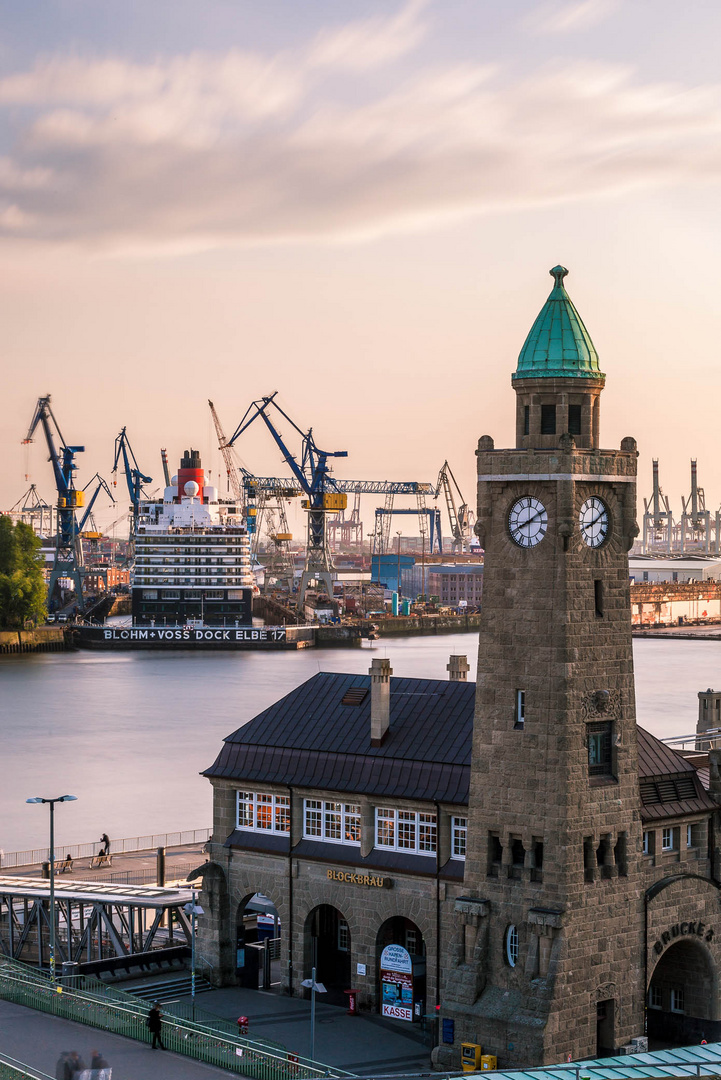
[122,978,434,1075]
[0,998,231,1079]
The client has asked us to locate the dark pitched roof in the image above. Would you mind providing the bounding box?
[203,672,474,804]
[637,727,696,778]
[203,672,718,816]
[636,726,717,821]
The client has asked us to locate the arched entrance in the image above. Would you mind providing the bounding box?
[376,917,426,1023]
[648,939,718,1045]
[305,904,351,1006]
[236,892,281,990]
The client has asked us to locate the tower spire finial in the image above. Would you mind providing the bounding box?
[550,265,568,288]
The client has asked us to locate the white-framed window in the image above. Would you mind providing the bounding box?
[649,985,662,1009]
[452,818,467,860]
[670,987,685,1013]
[643,831,651,855]
[375,808,437,856]
[515,689,525,728]
[662,827,674,852]
[303,800,361,845]
[405,928,418,955]
[236,791,290,833]
[687,824,694,849]
[505,925,519,968]
[338,919,349,952]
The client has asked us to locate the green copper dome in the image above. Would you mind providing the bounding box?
[513,266,604,381]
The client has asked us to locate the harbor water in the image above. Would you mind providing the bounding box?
[1,634,719,853]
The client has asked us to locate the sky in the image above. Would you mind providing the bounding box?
[4,0,721,534]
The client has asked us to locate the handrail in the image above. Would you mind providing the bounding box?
[0,957,354,1079]
[0,828,211,869]
[0,1052,55,1080]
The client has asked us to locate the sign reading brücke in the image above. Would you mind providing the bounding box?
[653,920,714,955]
[327,869,390,887]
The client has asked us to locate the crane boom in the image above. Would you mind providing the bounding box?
[208,400,243,503]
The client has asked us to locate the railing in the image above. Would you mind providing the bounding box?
[0,829,211,869]
[0,957,354,1080]
[0,1054,54,1080]
[88,861,199,887]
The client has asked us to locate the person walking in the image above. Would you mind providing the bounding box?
[90,1049,109,1069]
[55,1052,71,1080]
[67,1051,86,1076]
[147,1002,165,1050]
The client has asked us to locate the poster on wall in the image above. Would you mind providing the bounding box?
[380,944,414,1021]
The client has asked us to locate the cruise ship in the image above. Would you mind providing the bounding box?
[131,449,254,627]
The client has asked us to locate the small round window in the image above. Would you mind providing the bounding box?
[505,924,519,967]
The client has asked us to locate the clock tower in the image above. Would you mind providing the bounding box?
[441,267,645,1067]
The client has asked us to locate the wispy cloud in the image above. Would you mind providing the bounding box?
[522,0,620,35]
[0,0,718,254]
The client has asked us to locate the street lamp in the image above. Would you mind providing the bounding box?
[26,795,78,982]
[183,889,204,1019]
[301,967,326,1061]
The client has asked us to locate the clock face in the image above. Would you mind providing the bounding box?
[579,496,609,547]
[508,496,548,548]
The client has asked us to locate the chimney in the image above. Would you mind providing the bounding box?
[447,655,470,682]
[370,658,393,746]
[709,749,721,802]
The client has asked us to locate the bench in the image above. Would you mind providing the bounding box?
[90,851,113,868]
[57,858,74,874]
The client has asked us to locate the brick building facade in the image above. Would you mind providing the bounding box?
[195,267,721,1069]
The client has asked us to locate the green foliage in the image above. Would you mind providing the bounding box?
[0,519,47,628]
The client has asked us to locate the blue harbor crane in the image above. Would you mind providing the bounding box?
[23,395,87,612]
[78,473,116,534]
[112,427,152,543]
[227,392,349,609]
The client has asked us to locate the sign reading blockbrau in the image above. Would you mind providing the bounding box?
[653,920,715,955]
[327,869,390,887]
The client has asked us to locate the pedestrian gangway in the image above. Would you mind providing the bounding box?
[0,875,195,974]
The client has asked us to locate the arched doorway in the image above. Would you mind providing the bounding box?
[648,939,718,1045]
[305,904,351,1006]
[376,917,426,1023]
[236,892,281,990]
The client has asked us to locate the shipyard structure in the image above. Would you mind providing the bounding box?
[195,267,721,1069]
[132,449,253,627]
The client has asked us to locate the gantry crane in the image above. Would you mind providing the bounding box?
[642,460,673,554]
[680,459,711,553]
[435,461,475,553]
[8,484,55,537]
[227,393,348,609]
[23,395,116,613]
[112,427,152,534]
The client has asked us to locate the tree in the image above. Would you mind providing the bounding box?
[0,519,47,628]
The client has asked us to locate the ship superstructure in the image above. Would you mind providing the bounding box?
[132,449,253,627]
